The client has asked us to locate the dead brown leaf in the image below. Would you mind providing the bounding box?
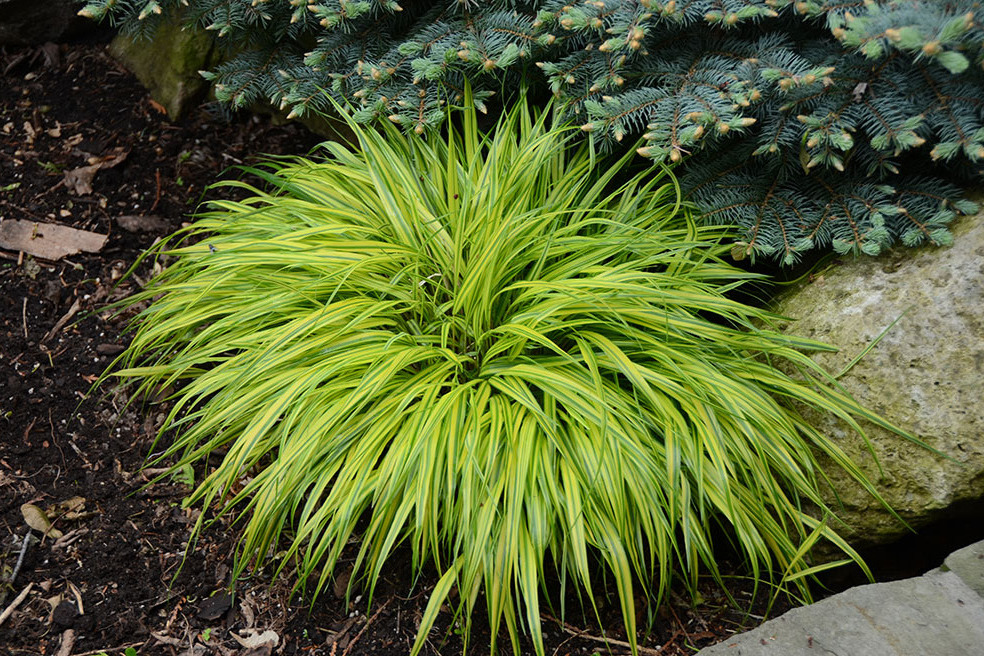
[21,503,63,539]
[148,99,167,115]
[62,147,128,195]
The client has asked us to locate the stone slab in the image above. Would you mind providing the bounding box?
[697,570,984,656]
[943,539,984,599]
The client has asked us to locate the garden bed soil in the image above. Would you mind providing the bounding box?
[0,36,935,656]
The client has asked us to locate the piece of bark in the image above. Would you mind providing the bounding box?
[0,220,107,260]
[115,214,168,233]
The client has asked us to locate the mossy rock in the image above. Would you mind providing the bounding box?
[773,206,984,545]
[109,18,219,121]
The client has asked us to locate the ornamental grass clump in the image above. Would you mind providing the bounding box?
[113,97,909,654]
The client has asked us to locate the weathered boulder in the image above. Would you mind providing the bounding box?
[0,0,81,45]
[109,18,218,121]
[772,208,984,546]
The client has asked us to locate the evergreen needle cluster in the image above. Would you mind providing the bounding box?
[111,97,917,654]
[79,0,983,262]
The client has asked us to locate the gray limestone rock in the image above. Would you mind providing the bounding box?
[697,569,984,656]
[943,540,984,598]
[771,210,984,545]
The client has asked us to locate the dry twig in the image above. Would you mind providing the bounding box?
[341,596,395,656]
[543,612,664,656]
[42,298,81,343]
[0,582,35,627]
[73,642,146,656]
[54,629,76,656]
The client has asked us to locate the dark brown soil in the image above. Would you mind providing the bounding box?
[1,38,791,656]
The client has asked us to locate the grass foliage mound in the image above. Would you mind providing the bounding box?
[114,98,907,654]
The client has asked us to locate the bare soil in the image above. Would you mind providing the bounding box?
[3,35,947,656]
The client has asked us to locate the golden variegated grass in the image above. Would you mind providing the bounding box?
[111,97,908,655]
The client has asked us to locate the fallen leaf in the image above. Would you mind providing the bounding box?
[333,565,353,599]
[239,596,257,629]
[196,591,232,620]
[150,632,184,647]
[0,220,107,261]
[239,645,273,656]
[48,496,95,521]
[231,629,279,650]
[63,147,128,195]
[40,42,60,69]
[21,503,64,539]
[177,646,206,656]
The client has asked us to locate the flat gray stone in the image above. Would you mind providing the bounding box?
[943,540,984,598]
[697,570,984,656]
